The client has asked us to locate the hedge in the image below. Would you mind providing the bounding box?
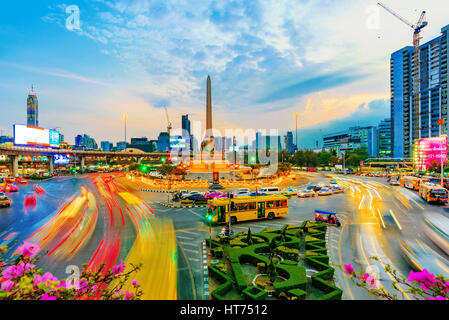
[242,285,267,300]
[273,264,307,294]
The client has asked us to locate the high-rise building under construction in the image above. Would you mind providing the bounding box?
[391,25,449,158]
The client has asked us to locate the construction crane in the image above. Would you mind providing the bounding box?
[378,2,427,145]
[163,106,172,135]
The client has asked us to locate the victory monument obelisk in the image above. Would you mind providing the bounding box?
[202,75,215,156]
[206,75,212,133]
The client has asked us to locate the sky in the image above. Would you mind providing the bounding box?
[0,0,448,148]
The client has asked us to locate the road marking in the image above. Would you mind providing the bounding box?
[338,219,354,300]
[188,209,204,218]
[409,198,424,210]
[180,242,200,248]
[183,248,199,254]
[177,235,194,241]
[178,230,200,236]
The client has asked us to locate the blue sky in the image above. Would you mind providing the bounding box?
[0,0,448,148]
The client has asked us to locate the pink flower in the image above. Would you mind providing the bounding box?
[112,260,126,275]
[40,292,57,300]
[3,265,22,279]
[407,269,437,290]
[1,280,16,291]
[344,264,354,275]
[15,242,40,257]
[131,279,138,286]
[34,272,58,286]
[57,281,67,288]
[428,296,447,300]
[124,291,134,300]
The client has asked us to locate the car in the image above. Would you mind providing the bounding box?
[389,179,400,186]
[317,188,333,196]
[0,185,4,193]
[248,192,268,197]
[204,191,227,199]
[297,190,315,198]
[0,192,11,208]
[4,184,18,192]
[234,189,250,197]
[185,193,206,201]
[330,186,345,194]
[235,188,250,194]
[258,187,280,195]
[280,187,299,196]
[181,191,201,199]
[209,183,224,190]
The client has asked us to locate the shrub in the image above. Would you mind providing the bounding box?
[212,247,224,259]
[242,285,267,300]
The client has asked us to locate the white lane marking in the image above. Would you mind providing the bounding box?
[178,230,200,236]
[177,235,194,241]
[183,248,199,254]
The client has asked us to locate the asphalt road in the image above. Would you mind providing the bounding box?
[3,172,449,300]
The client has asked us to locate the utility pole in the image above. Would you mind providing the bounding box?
[229,136,236,234]
[294,113,299,150]
[123,114,128,143]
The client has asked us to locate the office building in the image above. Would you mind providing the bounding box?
[323,126,378,157]
[286,131,294,153]
[116,141,128,152]
[378,118,392,158]
[101,141,113,152]
[391,25,449,158]
[157,132,170,151]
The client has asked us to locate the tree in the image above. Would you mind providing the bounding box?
[157,164,176,178]
[277,162,292,176]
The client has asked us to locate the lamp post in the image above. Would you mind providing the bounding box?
[294,113,299,151]
[229,136,236,234]
[123,114,128,143]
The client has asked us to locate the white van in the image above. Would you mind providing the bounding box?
[258,187,279,195]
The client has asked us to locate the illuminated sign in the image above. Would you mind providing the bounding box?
[54,154,70,165]
[14,125,61,148]
[49,130,60,147]
[170,137,187,149]
[417,136,448,170]
[14,125,50,146]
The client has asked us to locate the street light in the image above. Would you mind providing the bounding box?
[123,114,128,143]
[294,113,299,151]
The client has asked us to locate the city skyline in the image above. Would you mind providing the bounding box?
[1,1,449,148]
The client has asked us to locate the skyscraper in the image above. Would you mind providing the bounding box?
[286,131,294,153]
[182,114,191,136]
[206,76,212,132]
[27,86,38,127]
[391,25,449,158]
[378,118,392,158]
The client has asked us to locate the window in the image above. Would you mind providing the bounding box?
[280,200,287,207]
[275,200,280,208]
[267,201,275,209]
[249,202,256,210]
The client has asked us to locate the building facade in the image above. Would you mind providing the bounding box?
[27,87,38,127]
[101,141,113,152]
[157,132,170,152]
[323,126,378,157]
[378,118,392,158]
[391,25,449,158]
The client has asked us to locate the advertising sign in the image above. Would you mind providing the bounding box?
[14,125,50,147]
[417,136,448,170]
[49,130,60,147]
[169,137,187,149]
[54,154,70,165]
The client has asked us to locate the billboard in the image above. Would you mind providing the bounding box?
[416,136,448,170]
[49,130,60,147]
[14,125,61,148]
[54,154,70,165]
[170,137,188,149]
[14,125,50,146]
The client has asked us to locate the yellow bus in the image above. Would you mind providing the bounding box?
[206,194,289,225]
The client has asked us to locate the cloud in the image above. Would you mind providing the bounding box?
[257,69,370,104]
